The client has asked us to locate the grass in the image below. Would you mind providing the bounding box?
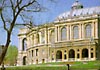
[71,61,100,69]
[6,66,66,70]
[5,60,100,70]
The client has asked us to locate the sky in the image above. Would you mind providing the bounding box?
[0,0,100,47]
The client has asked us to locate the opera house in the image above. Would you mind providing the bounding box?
[17,1,100,65]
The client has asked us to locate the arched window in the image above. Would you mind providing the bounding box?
[73,26,79,39]
[69,49,75,58]
[82,48,88,58]
[61,27,67,41]
[50,30,55,43]
[36,33,40,44]
[22,38,27,51]
[41,31,45,43]
[85,24,91,38]
[56,50,62,61]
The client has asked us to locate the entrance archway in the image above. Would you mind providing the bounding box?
[69,49,75,58]
[23,56,26,65]
[82,48,88,58]
[42,59,45,63]
[36,59,38,64]
[56,50,62,60]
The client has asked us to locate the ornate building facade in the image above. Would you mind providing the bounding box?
[17,1,100,65]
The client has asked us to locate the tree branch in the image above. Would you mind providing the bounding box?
[15,0,22,10]
[10,0,15,17]
[1,12,9,32]
[21,0,36,10]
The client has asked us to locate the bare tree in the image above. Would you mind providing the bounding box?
[0,0,54,65]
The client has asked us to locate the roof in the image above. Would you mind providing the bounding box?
[55,6,100,22]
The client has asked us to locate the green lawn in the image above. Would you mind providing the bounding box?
[5,60,100,70]
[6,66,66,70]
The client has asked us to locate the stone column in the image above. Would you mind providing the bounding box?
[55,26,58,42]
[62,50,64,61]
[27,37,30,48]
[81,24,84,39]
[48,30,50,43]
[58,26,60,41]
[54,49,56,62]
[34,34,36,45]
[92,22,95,37]
[38,32,41,44]
[39,32,42,44]
[93,47,96,60]
[75,49,77,61]
[67,49,69,61]
[88,41,91,61]
[88,46,91,61]
[32,35,34,46]
[45,28,48,44]
[79,24,82,39]
[18,38,23,51]
[70,25,72,40]
[30,35,33,47]
[67,25,70,40]
[80,49,82,60]
[95,21,98,38]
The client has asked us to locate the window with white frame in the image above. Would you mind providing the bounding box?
[50,29,55,43]
[61,27,67,41]
[41,31,45,44]
[36,33,40,44]
[85,24,91,38]
[73,26,79,39]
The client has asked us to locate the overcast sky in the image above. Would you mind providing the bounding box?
[0,0,100,47]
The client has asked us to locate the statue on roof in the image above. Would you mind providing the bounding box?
[71,0,83,10]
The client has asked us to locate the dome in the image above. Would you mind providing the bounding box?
[71,0,83,10]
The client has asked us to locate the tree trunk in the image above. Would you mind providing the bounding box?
[0,46,9,65]
[0,32,11,65]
